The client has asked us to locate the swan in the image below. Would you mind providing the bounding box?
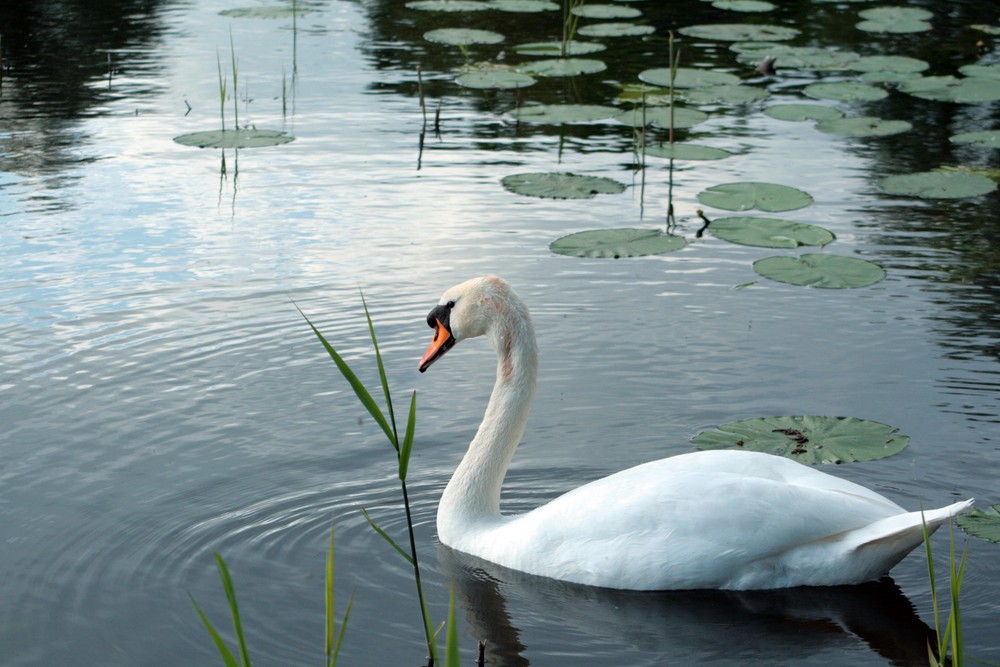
[418,275,972,590]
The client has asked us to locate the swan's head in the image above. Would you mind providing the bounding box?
[418,275,522,373]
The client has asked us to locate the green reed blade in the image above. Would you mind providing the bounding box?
[329,591,354,667]
[190,593,242,667]
[445,583,460,667]
[214,553,252,667]
[398,391,417,481]
[325,515,336,659]
[360,290,399,452]
[360,506,413,565]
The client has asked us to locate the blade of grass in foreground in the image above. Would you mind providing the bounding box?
[190,554,252,667]
[190,593,242,667]
[325,514,354,667]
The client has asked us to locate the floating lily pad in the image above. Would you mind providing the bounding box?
[856,6,932,33]
[683,84,769,104]
[220,6,318,17]
[733,44,860,70]
[510,103,618,123]
[959,63,1000,81]
[639,67,741,88]
[615,106,710,129]
[550,228,685,258]
[709,216,834,247]
[571,3,641,18]
[950,130,1000,149]
[424,28,505,45]
[899,75,1000,103]
[970,24,1000,36]
[406,0,490,10]
[643,143,732,160]
[879,171,997,199]
[816,116,911,137]
[712,0,776,12]
[851,55,928,74]
[455,67,536,89]
[698,182,813,212]
[519,58,607,77]
[678,23,799,41]
[763,104,844,122]
[753,254,886,288]
[502,172,626,198]
[173,129,295,149]
[957,504,1000,543]
[692,416,908,463]
[804,81,888,101]
[488,0,559,11]
[578,22,655,37]
[514,40,606,55]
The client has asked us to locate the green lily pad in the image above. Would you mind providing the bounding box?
[220,6,318,18]
[406,0,490,10]
[683,84,769,104]
[804,81,888,102]
[615,106,710,129]
[899,75,1000,103]
[959,63,1000,81]
[712,0,776,12]
[753,254,886,288]
[550,228,685,258]
[514,40,606,56]
[856,6,932,33]
[692,416,909,463]
[173,129,295,149]
[456,67,535,89]
[698,182,813,212]
[950,130,1000,149]
[578,22,656,37]
[816,116,912,137]
[957,504,1000,543]
[643,143,732,160]
[732,45,861,70]
[510,104,618,123]
[709,216,834,248]
[678,23,799,42]
[763,104,844,122]
[879,171,997,199]
[970,24,1000,36]
[487,0,559,11]
[502,172,626,199]
[571,3,641,18]
[519,58,606,77]
[851,55,928,74]
[424,28,505,45]
[639,67,741,88]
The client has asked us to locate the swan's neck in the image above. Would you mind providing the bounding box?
[438,306,537,540]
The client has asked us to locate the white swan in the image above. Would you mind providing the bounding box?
[418,276,972,590]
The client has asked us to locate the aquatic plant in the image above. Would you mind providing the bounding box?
[923,516,968,667]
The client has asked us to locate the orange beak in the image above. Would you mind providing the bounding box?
[419,318,455,373]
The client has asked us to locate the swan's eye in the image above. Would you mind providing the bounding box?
[446,300,456,309]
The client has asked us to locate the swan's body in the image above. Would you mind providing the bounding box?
[418,276,972,591]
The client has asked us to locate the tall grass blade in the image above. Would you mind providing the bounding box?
[216,51,227,131]
[399,391,417,481]
[361,291,399,452]
[445,583,460,667]
[294,304,395,444]
[360,506,414,565]
[229,31,239,130]
[330,594,354,667]
[325,515,336,658]
[214,553,253,667]
[190,594,242,667]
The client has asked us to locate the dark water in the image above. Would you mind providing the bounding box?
[1,0,998,665]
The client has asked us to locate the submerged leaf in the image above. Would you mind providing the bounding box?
[487,0,558,11]
[879,171,997,199]
[816,116,911,137]
[578,22,655,37]
[406,0,490,10]
[692,416,909,464]
[502,172,626,199]
[511,104,618,123]
[514,40,606,55]
[550,228,685,258]
[698,182,813,212]
[424,28,505,45]
[804,81,888,102]
[571,3,641,18]
[753,254,886,288]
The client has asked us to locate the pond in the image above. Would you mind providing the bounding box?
[1,0,999,664]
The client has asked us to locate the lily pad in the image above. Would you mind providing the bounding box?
[712,0,776,12]
[970,24,1000,36]
[753,254,886,288]
[578,22,655,37]
[678,23,799,42]
[879,171,997,199]
[550,228,686,258]
[692,416,908,464]
[487,0,559,11]
[639,67,741,88]
[803,81,888,102]
[424,28,505,45]
[816,116,911,137]
[514,40,606,56]
[615,106,710,129]
[950,130,1000,149]
[406,0,490,10]
[957,504,1000,543]
[763,104,844,122]
[851,55,928,74]
[899,75,1000,103]
[519,58,606,77]
[510,104,618,123]
[571,3,641,18]
[709,216,834,248]
[220,6,318,18]
[643,143,731,160]
[455,68,535,89]
[856,6,932,33]
[959,63,1000,81]
[173,129,295,149]
[501,172,626,199]
[698,182,813,212]
[732,44,861,70]
[683,84,769,104]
